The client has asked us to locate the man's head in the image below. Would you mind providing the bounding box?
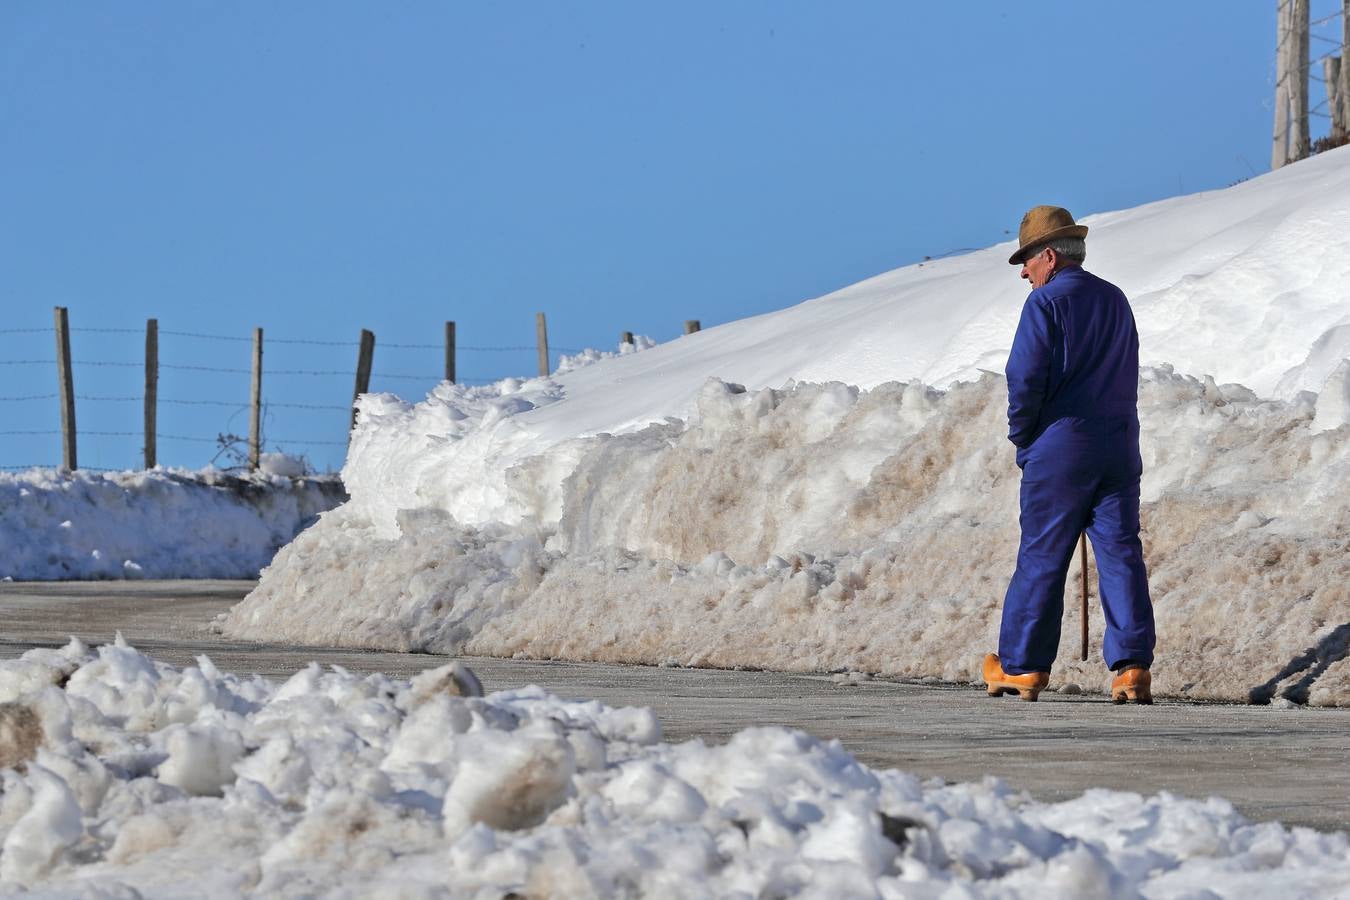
[1009,205,1088,288]
[1019,238,1086,289]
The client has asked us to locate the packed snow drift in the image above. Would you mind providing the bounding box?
[225,147,1350,705]
[2,641,1348,897]
[0,465,344,581]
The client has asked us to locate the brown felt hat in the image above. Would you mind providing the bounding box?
[1008,205,1089,265]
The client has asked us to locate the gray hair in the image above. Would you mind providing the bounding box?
[1044,237,1086,264]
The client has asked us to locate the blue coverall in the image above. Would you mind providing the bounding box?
[1000,266,1155,675]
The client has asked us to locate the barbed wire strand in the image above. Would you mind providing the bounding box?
[160,330,251,343]
[18,324,594,351]
[1313,47,1345,66]
[272,438,349,446]
[3,429,347,446]
[270,368,360,376]
[152,328,585,353]
[6,320,634,468]
[158,363,251,374]
[162,330,354,347]
[0,393,351,412]
[162,398,242,407]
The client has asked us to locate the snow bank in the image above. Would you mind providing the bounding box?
[226,149,1350,704]
[340,147,1350,538]
[224,368,1350,705]
[1,642,1346,897]
[0,468,344,580]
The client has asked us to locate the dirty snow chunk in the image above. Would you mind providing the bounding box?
[1311,358,1350,434]
[440,721,576,837]
[155,725,245,796]
[407,661,484,702]
[0,704,43,770]
[0,763,83,885]
[0,642,1348,896]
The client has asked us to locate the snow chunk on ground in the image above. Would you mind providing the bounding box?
[1,642,1346,897]
[1311,358,1350,434]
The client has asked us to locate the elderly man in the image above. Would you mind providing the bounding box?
[982,206,1155,704]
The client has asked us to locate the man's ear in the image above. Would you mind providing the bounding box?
[1044,247,1059,269]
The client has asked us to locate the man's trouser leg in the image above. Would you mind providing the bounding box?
[1086,476,1155,670]
[999,427,1099,674]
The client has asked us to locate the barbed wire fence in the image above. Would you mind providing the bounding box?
[0,311,637,475]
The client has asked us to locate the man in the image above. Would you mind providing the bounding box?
[982,205,1155,704]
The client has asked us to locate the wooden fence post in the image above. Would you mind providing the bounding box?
[684,319,701,334]
[445,321,456,384]
[1341,0,1350,140]
[536,312,549,377]
[1333,55,1347,141]
[144,318,158,469]
[621,331,633,346]
[1272,0,1310,167]
[352,329,375,434]
[53,306,77,472]
[1292,0,1310,160]
[249,328,263,471]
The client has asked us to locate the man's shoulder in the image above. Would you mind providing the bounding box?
[1034,267,1126,303]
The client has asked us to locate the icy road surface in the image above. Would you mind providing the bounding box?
[1,580,1347,835]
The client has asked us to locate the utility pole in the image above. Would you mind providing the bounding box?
[1272,0,1310,168]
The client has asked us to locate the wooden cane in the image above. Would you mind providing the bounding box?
[1079,533,1089,661]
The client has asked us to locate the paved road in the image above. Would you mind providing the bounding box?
[2,580,1347,832]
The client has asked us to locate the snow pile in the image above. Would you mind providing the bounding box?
[555,333,657,375]
[334,149,1350,538]
[0,468,344,581]
[224,368,1350,705]
[1,642,1346,897]
[227,148,1350,703]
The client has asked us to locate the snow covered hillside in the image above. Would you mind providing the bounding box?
[1,466,344,580]
[224,148,1350,705]
[2,641,1347,896]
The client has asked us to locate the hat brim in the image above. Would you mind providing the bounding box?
[1008,224,1089,265]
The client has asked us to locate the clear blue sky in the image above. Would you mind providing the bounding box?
[1,2,1340,472]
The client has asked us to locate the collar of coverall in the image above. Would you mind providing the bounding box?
[1042,261,1082,286]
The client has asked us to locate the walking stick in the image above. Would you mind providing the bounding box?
[1078,533,1089,661]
